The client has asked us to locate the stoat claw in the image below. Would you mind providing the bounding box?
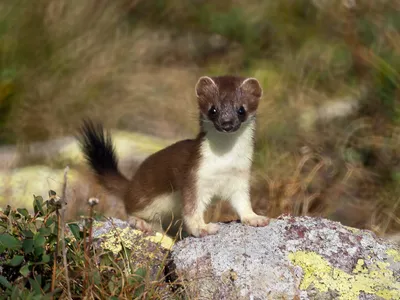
[241,214,270,227]
[188,222,220,237]
[199,223,220,237]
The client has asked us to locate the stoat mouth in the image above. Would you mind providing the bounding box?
[214,123,241,133]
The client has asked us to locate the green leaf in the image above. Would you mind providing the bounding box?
[28,278,42,295]
[9,255,24,266]
[100,254,112,266]
[34,246,44,257]
[68,223,81,240]
[134,267,146,280]
[36,274,42,286]
[38,228,51,236]
[4,205,11,216]
[43,282,51,293]
[17,208,30,218]
[34,234,45,248]
[108,280,115,293]
[0,275,12,289]
[41,254,50,263]
[22,230,34,238]
[49,223,57,236]
[29,223,38,234]
[93,271,101,285]
[133,283,145,298]
[0,233,22,250]
[45,218,55,227]
[33,196,45,216]
[22,239,34,253]
[11,285,20,299]
[23,291,32,300]
[20,264,30,277]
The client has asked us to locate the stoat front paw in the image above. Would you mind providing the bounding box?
[190,223,220,238]
[200,223,220,237]
[241,214,270,227]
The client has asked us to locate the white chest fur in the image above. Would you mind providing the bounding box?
[197,120,255,201]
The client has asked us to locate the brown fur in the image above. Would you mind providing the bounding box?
[124,133,204,213]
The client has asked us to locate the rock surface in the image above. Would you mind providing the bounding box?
[171,216,400,300]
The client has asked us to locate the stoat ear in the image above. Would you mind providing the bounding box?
[195,76,218,98]
[240,77,262,98]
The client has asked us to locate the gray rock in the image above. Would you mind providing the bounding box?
[170,216,400,300]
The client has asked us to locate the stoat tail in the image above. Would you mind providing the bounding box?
[78,120,129,199]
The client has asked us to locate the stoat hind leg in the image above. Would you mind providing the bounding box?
[128,192,182,234]
[128,215,153,232]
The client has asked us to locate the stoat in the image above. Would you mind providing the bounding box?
[78,75,270,237]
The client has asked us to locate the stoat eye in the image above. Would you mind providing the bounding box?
[237,106,246,116]
[208,106,217,117]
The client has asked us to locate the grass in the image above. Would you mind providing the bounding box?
[0,192,182,299]
[0,0,399,243]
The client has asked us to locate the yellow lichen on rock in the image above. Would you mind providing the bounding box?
[344,226,360,234]
[97,224,174,255]
[99,226,136,255]
[386,249,400,263]
[144,232,175,250]
[352,259,369,274]
[288,251,400,300]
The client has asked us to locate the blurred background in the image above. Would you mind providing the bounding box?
[0,0,399,239]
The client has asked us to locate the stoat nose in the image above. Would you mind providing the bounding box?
[221,121,234,132]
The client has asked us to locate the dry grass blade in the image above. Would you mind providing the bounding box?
[60,166,72,299]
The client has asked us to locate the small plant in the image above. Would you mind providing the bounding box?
[0,194,61,299]
[0,192,174,299]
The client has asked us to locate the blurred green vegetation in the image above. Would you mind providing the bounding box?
[0,0,399,235]
[0,193,172,299]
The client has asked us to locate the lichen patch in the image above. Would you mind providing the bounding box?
[289,251,400,300]
[387,248,400,263]
[97,225,174,255]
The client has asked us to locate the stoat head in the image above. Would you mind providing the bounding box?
[195,75,262,133]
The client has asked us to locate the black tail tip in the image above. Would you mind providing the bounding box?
[77,119,119,176]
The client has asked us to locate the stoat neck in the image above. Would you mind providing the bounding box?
[200,118,256,156]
